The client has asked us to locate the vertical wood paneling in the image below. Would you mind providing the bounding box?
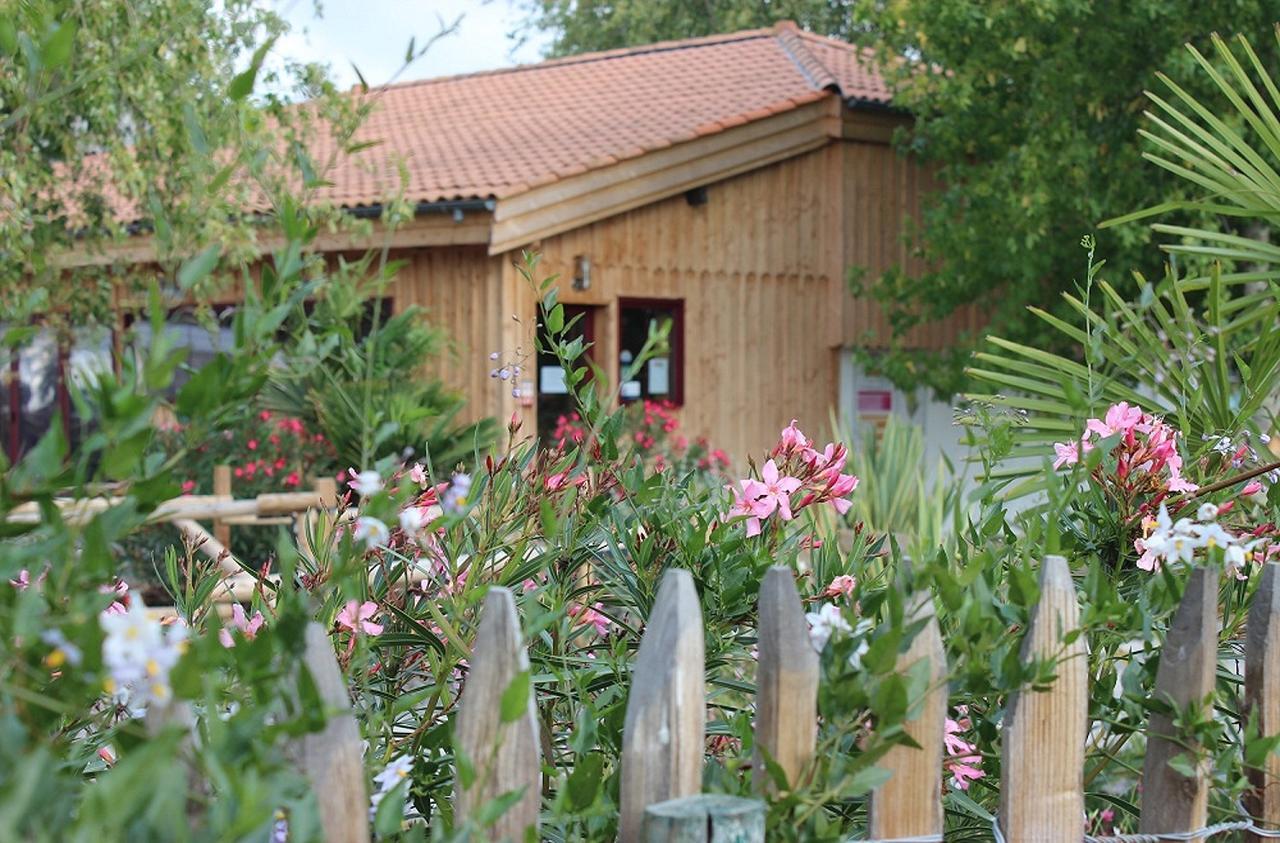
[525,149,847,458]
[388,245,508,426]
[841,142,980,351]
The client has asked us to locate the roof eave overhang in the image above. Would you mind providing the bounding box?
[487,95,844,255]
[52,200,495,268]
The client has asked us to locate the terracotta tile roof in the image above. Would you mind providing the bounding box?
[309,21,892,209]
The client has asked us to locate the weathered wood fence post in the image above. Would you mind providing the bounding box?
[868,590,947,838]
[1139,565,1219,841]
[1246,562,1280,841]
[753,566,818,794]
[299,620,370,843]
[620,568,706,842]
[453,586,541,841]
[998,554,1087,841]
[212,463,232,546]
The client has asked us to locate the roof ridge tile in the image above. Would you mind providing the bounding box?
[771,22,840,94]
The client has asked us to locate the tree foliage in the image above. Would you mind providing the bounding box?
[849,1,1280,397]
[518,0,862,56]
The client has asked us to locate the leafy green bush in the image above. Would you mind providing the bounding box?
[261,257,498,472]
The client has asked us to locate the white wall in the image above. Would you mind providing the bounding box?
[837,351,970,472]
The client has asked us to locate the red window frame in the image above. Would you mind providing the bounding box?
[617,297,684,406]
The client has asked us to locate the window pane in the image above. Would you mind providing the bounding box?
[618,301,681,404]
[67,324,113,452]
[129,309,234,396]
[18,329,58,455]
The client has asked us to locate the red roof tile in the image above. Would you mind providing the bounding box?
[308,22,892,209]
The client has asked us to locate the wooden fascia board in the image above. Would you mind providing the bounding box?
[488,98,841,255]
[53,211,494,268]
[841,110,910,144]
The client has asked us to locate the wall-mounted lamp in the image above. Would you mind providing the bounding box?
[572,254,591,291]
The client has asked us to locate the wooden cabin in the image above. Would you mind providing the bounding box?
[19,22,979,462]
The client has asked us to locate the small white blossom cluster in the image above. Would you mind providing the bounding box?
[1136,503,1260,577]
[804,603,872,670]
[99,600,188,717]
[369,755,413,820]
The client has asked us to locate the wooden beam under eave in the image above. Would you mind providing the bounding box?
[488,98,841,256]
[52,212,494,268]
[841,109,909,144]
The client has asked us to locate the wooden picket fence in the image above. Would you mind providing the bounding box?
[283,556,1280,842]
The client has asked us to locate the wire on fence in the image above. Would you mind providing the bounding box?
[985,801,1280,842]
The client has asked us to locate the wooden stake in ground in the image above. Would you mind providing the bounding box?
[869,590,947,838]
[619,568,706,842]
[213,464,232,546]
[1139,566,1219,841]
[453,587,540,841]
[754,566,817,794]
[1246,562,1280,841]
[999,554,1087,841]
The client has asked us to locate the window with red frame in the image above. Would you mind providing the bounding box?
[617,298,683,405]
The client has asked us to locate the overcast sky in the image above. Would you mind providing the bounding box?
[271,0,552,88]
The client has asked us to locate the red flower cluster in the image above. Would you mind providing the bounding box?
[174,410,335,496]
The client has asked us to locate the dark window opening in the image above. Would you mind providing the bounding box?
[618,298,683,406]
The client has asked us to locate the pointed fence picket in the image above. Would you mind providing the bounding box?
[999,554,1087,841]
[754,566,818,795]
[868,590,947,839]
[438,559,1280,842]
[452,586,541,841]
[1247,563,1280,842]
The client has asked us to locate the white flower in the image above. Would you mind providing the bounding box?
[1193,522,1233,553]
[349,470,383,498]
[369,755,414,819]
[1197,502,1219,521]
[41,629,83,667]
[100,599,163,667]
[441,473,472,515]
[398,507,430,538]
[99,601,188,717]
[374,755,414,791]
[847,619,874,671]
[805,602,852,653]
[1164,531,1201,565]
[353,517,390,549]
[1225,543,1251,580]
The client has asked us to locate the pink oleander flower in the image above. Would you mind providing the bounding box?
[336,600,383,636]
[825,472,859,515]
[726,479,768,537]
[1053,440,1086,469]
[1243,480,1264,497]
[755,459,802,520]
[408,463,428,486]
[219,603,266,648]
[1086,401,1143,439]
[568,602,612,636]
[823,575,857,599]
[777,419,810,454]
[944,712,985,790]
[545,471,587,492]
